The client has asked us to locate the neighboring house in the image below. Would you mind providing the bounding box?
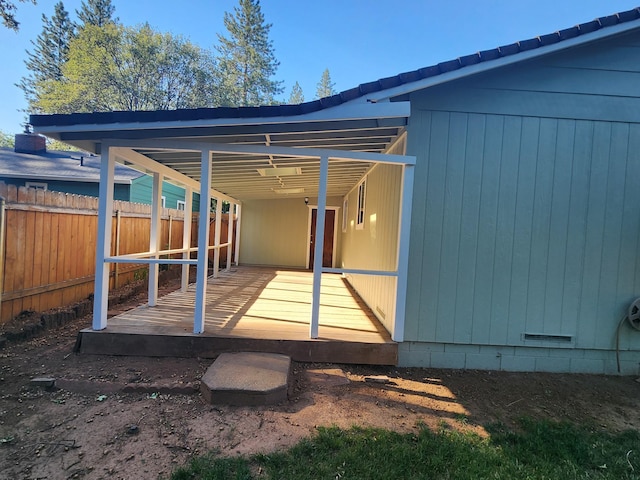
[30,7,640,374]
[0,133,190,209]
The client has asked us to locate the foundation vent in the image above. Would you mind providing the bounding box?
[523,333,572,343]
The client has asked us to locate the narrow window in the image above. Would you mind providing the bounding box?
[161,195,166,208]
[176,200,186,211]
[342,198,348,232]
[356,178,366,230]
[25,181,48,191]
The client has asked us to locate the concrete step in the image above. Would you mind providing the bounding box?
[200,352,291,405]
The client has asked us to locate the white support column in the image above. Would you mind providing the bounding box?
[226,203,234,271]
[181,187,193,292]
[194,150,212,333]
[213,197,222,278]
[92,145,116,330]
[393,164,415,342]
[148,172,163,306]
[310,155,329,339]
[234,204,241,266]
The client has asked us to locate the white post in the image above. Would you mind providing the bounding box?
[194,150,212,333]
[234,204,241,266]
[213,197,222,278]
[393,164,414,342]
[181,186,193,292]
[92,145,115,330]
[226,203,233,271]
[310,155,329,339]
[148,172,163,306]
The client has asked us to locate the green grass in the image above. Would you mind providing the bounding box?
[170,419,640,480]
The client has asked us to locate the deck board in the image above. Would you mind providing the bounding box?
[78,267,397,365]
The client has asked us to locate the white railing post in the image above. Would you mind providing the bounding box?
[393,164,414,342]
[181,186,193,292]
[148,172,163,306]
[194,150,212,333]
[226,203,233,271]
[310,155,329,339]
[213,196,222,278]
[92,144,115,330]
[234,204,241,266]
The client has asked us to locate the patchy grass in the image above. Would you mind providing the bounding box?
[170,419,640,480]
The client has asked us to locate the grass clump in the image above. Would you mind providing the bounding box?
[171,419,640,480]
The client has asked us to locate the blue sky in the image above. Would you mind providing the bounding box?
[0,0,639,134]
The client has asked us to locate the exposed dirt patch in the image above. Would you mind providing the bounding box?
[0,276,639,479]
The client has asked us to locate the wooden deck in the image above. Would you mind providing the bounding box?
[77,267,398,365]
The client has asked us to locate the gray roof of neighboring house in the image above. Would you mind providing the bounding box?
[29,7,640,128]
[0,147,143,184]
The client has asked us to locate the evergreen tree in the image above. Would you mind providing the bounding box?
[1,0,35,31]
[19,1,74,112]
[288,81,304,104]
[316,68,336,99]
[76,0,116,28]
[215,0,283,106]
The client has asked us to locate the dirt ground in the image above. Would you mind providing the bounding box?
[1,278,640,480]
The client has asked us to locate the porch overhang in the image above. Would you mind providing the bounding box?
[30,100,415,346]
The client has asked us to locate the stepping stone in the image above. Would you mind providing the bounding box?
[200,352,290,405]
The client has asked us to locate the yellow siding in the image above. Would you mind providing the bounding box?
[341,163,403,333]
[240,197,342,267]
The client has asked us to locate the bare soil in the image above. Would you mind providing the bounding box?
[1,277,639,480]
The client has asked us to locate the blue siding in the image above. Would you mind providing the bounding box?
[404,30,640,361]
[130,175,188,208]
[0,177,130,200]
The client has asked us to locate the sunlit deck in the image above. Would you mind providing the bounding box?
[77,267,397,365]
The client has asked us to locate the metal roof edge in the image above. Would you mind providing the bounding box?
[32,101,410,135]
[362,17,640,103]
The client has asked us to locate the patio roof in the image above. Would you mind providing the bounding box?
[31,102,410,201]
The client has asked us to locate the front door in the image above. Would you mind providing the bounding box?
[309,209,335,269]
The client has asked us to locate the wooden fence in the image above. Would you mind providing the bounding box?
[0,182,235,324]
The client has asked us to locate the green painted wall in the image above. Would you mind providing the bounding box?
[130,175,188,209]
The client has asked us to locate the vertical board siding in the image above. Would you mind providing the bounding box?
[341,162,403,333]
[406,111,640,351]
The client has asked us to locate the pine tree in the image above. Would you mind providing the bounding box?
[19,1,74,112]
[1,0,35,31]
[316,68,336,99]
[288,81,304,104]
[215,0,283,106]
[76,0,116,28]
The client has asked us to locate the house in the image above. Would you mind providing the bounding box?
[0,133,192,209]
[29,7,640,374]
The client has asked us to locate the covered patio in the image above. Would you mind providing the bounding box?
[31,100,415,364]
[77,266,397,364]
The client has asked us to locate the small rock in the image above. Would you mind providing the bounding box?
[364,375,391,384]
[30,377,56,389]
[127,425,139,435]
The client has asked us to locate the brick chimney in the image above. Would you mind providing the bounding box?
[14,133,46,154]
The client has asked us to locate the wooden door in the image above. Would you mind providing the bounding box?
[309,209,335,269]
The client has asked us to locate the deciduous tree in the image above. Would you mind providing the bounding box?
[35,23,221,113]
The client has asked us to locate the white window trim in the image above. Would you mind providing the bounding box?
[25,181,48,191]
[342,198,348,232]
[176,200,186,211]
[356,177,366,230]
[161,195,166,208]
